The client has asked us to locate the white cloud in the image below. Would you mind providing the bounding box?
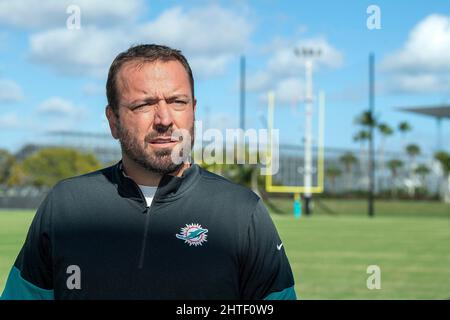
[248,36,343,105]
[382,14,450,73]
[0,79,25,103]
[381,14,450,94]
[0,0,145,29]
[0,113,20,128]
[267,37,343,77]
[36,97,86,118]
[384,74,450,94]
[271,77,305,105]
[199,113,238,132]
[27,5,252,79]
[327,85,366,103]
[82,83,105,96]
[138,6,251,56]
[247,71,272,92]
[189,55,232,79]
[254,77,313,110]
[29,26,129,77]
[0,32,9,51]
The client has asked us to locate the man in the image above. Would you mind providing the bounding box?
[1,44,296,300]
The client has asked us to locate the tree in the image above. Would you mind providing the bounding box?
[377,123,394,190]
[406,144,421,160]
[355,111,377,128]
[434,152,450,176]
[414,164,430,191]
[398,121,412,147]
[387,159,403,178]
[6,163,26,187]
[378,123,394,137]
[354,111,378,196]
[354,111,377,150]
[405,144,421,197]
[353,130,370,189]
[339,152,358,190]
[387,159,403,197]
[353,130,370,145]
[398,121,412,136]
[434,151,450,203]
[11,147,102,188]
[353,130,370,159]
[325,166,342,194]
[0,149,16,185]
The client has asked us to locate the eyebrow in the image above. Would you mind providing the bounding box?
[126,94,191,107]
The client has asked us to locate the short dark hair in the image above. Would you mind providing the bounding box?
[106,44,195,115]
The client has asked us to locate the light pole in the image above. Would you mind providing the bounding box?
[240,55,246,131]
[368,53,375,217]
[294,47,321,215]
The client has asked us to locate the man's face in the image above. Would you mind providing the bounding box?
[106,60,196,175]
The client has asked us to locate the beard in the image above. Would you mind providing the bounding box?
[117,118,195,175]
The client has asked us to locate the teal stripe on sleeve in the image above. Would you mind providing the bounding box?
[263,285,297,300]
[0,266,54,300]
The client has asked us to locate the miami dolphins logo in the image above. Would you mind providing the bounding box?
[176,223,208,246]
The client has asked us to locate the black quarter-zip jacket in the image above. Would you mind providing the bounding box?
[1,162,296,300]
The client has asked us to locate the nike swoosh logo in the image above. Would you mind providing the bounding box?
[277,243,283,251]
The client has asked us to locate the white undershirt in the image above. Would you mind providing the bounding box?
[120,166,158,207]
[138,185,158,207]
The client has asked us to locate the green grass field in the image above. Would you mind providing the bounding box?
[1,199,449,299]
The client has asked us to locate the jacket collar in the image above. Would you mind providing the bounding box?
[112,160,201,205]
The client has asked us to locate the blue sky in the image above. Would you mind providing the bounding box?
[0,0,449,155]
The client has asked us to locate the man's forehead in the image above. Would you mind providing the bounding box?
[117,60,190,95]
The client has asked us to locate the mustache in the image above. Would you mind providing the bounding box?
[145,126,187,142]
[145,125,174,141]
[136,122,195,143]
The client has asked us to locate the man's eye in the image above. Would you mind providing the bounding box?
[174,100,187,104]
[133,103,151,110]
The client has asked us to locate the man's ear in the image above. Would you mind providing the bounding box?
[193,98,197,113]
[105,105,119,140]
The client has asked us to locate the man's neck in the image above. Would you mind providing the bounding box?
[121,155,191,187]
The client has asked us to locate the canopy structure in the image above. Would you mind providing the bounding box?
[398,105,450,119]
[397,104,450,151]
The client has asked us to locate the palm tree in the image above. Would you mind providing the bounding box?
[387,159,403,197]
[434,151,450,203]
[353,130,370,158]
[406,144,420,161]
[405,144,421,196]
[398,121,412,147]
[339,152,358,191]
[377,123,394,190]
[325,166,342,194]
[434,152,450,175]
[378,123,393,146]
[353,130,370,188]
[414,164,430,190]
[354,111,378,193]
[355,111,377,128]
[398,121,412,135]
[353,130,370,145]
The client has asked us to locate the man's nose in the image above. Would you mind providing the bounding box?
[153,100,173,127]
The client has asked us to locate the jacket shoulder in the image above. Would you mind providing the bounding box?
[50,164,116,195]
[197,166,260,203]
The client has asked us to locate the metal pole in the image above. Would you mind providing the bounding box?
[294,48,321,215]
[304,58,313,214]
[368,53,375,217]
[240,55,246,131]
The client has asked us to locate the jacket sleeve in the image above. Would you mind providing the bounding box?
[1,192,54,300]
[239,199,297,300]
